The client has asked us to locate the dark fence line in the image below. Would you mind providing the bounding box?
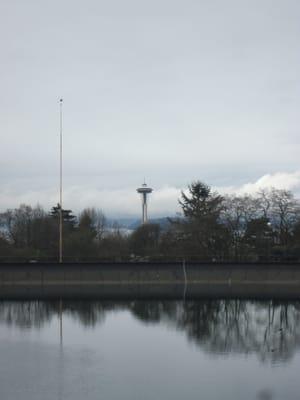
[0,254,297,263]
[1,261,300,267]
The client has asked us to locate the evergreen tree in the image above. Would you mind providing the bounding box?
[50,204,76,228]
[176,181,229,260]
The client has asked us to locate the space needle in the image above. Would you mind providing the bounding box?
[137,182,153,224]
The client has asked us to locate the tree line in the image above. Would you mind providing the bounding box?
[0,181,300,262]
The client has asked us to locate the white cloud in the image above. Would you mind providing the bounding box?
[1,171,300,217]
[0,183,181,217]
[219,171,300,196]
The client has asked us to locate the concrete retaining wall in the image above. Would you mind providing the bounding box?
[0,262,300,299]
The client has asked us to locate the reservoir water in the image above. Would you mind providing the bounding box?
[0,300,299,400]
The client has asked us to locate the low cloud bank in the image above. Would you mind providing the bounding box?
[221,171,300,195]
[1,171,300,217]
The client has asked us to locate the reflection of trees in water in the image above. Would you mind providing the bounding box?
[127,300,300,362]
[0,301,54,329]
[0,301,113,329]
[128,301,178,324]
[0,299,300,362]
[62,301,111,327]
[174,300,300,363]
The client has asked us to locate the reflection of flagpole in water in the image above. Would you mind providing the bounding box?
[182,259,187,301]
[59,298,63,345]
[58,299,64,400]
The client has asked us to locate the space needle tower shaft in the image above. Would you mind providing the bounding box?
[137,182,153,224]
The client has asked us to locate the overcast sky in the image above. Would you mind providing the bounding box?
[1,0,300,217]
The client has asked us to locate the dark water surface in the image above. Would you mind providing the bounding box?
[0,300,300,400]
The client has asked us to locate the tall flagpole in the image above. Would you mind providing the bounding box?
[59,99,63,263]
